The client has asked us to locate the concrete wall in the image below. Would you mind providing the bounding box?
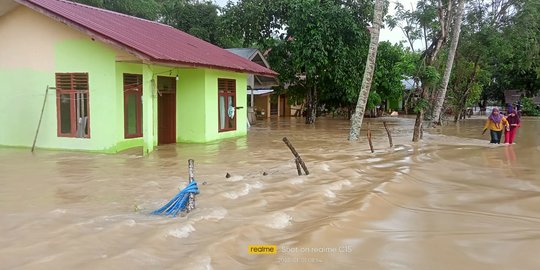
[0,6,121,152]
[204,69,248,141]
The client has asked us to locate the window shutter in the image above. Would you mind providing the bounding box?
[124,74,142,90]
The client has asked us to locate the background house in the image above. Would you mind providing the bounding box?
[225,48,293,122]
[0,0,276,153]
[505,89,540,106]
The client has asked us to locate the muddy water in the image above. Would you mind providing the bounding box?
[1,117,540,270]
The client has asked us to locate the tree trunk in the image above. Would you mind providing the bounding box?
[412,0,453,142]
[348,0,383,141]
[305,85,317,124]
[413,108,424,142]
[432,0,465,125]
[412,86,429,142]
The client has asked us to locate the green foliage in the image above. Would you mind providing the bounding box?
[72,0,161,20]
[467,84,483,107]
[521,97,540,116]
[372,42,407,104]
[462,0,540,103]
[263,0,371,113]
[390,0,539,125]
[413,98,429,113]
[220,0,289,48]
[447,58,489,117]
[418,65,440,87]
[366,91,382,110]
[160,1,238,47]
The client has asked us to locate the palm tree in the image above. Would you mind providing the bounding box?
[348,0,384,141]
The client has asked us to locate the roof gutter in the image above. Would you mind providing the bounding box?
[150,59,278,77]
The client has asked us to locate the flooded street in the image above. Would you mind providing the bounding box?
[1,117,540,270]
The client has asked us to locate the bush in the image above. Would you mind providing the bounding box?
[520,97,540,116]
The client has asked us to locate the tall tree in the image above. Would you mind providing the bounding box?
[349,0,384,140]
[412,0,453,142]
[431,0,465,125]
[372,42,411,112]
[220,0,288,48]
[254,0,371,124]
[160,0,237,47]
[448,55,488,121]
[457,0,539,113]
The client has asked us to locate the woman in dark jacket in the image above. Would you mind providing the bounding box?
[504,108,521,144]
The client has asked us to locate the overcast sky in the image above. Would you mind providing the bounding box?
[212,0,420,48]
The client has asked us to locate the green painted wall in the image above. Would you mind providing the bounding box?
[55,39,119,151]
[177,69,207,142]
[204,69,248,141]
[0,69,52,148]
[146,67,248,144]
[0,38,122,152]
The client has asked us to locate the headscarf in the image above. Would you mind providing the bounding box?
[489,107,503,128]
[506,107,520,125]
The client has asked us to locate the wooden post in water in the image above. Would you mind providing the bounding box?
[367,122,374,153]
[383,121,393,147]
[187,159,196,212]
[282,137,309,175]
[295,158,302,176]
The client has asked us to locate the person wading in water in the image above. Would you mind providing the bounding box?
[504,107,521,144]
[482,107,509,144]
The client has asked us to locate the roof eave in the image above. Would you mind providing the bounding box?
[150,59,278,78]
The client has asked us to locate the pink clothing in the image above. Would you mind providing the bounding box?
[504,128,518,144]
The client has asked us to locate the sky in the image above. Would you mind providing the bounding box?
[212,0,419,48]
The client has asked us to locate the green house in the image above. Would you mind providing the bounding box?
[0,0,277,154]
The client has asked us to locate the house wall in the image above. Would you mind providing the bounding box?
[0,6,123,152]
[204,69,248,141]
[132,67,248,144]
[254,95,270,117]
[177,69,206,143]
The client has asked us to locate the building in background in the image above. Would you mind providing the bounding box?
[226,48,293,123]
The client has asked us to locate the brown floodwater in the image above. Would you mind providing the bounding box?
[1,116,540,270]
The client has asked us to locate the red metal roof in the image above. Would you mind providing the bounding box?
[15,0,277,77]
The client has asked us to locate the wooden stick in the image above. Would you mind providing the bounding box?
[187,159,196,212]
[32,85,51,153]
[367,122,374,153]
[295,158,302,176]
[383,121,393,147]
[282,137,309,175]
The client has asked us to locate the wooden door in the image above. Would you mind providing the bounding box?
[158,76,176,145]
